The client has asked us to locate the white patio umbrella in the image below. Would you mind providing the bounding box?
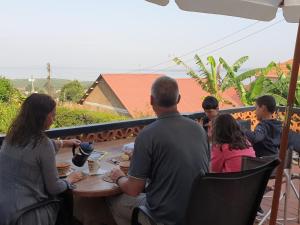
[145,1,300,224]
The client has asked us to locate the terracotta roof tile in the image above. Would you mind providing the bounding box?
[266,59,297,78]
[99,74,243,117]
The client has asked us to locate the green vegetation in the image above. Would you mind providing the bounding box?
[174,55,260,105]
[0,77,24,104]
[12,78,92,91]
[59,80,85,102]
[0,104,128,134]
[248,63,300,106]
[53,107,127,128]
[0,103,19,134]
[175,55,300,107]
[220,58,276,105]
[174,55,224,102]
[0,76,128,134]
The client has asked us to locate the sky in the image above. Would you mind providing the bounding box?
[0,0,298,81]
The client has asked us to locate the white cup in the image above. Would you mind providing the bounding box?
[88,157,101,175]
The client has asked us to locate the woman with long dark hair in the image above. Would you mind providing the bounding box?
[211,114,255,173]
[0,93,83,225]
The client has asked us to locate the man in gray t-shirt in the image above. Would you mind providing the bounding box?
[109,76,210,225]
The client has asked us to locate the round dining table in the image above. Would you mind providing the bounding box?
[56,138,135,225]
[56,138,134,197]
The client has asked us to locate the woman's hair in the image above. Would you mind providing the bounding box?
[6,93,56,147]
[212,114,250,150]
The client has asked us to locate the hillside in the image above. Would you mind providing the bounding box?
[12,78,93,90]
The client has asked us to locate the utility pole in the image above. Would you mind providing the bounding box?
[28,75,35,93]
[47,63,51,96]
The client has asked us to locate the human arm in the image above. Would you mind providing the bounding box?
[110,167,146,196]
[53,139,81,153]
[39,138,82,195]
[244,123,267,144]
[110,133,151,196]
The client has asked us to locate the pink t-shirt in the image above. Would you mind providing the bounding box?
[211,143,256,173]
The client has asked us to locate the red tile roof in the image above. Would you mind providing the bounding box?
[98,74,243,117]
[266,59,296,78]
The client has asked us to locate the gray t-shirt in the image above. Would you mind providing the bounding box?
[128,112,210,225]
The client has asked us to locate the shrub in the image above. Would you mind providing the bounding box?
[0,102,19,134]
[0,104,128,134]
[53,107,128,128]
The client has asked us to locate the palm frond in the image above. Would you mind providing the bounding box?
[236,68,263,82]
[219,57,235,80]
[267,93,287,106]
[195,55,216,94]
[207,56,218,93]
[174,57,208,91]
[249,76,265,99]
[260,61,277,75]
[232,56,249,72]
[221,76,235,91]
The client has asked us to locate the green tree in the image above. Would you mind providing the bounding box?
[0,76,24,104]
[174,55,232,104]
[0,77,15,102]
[59,80,85,102]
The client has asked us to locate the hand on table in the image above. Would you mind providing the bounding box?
[109,166,126,183]
[66,171,83,184]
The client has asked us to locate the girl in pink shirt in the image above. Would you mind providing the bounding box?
[211,114,255,173]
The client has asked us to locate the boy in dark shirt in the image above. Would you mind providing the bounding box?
[201,96,219,136]
[245,95,282,157]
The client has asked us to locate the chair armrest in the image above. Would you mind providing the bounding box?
[9,199,60,225]
[132,205,157,225]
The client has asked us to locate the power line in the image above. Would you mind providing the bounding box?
[138,21,261,72]
[152,18,284,73]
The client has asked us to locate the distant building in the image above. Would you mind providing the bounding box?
[79,74,243,118]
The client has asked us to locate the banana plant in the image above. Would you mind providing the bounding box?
[260,63,299,106]
[220,57,276,105]
[174,55,231,104]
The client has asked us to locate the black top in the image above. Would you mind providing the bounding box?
[202,116,210,133]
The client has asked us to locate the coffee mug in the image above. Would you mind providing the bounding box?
[88,157,101,175]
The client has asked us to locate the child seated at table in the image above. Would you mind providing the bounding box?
[201,96,219,138]
[245,95,282,157]
[211,114,255,173]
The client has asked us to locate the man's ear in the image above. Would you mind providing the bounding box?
[177,94,181,104]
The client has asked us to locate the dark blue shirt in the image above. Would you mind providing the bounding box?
[245,119,282,157]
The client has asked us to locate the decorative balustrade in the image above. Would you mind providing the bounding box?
[1,106,300,145]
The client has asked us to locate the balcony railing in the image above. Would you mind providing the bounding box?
[1,106,300,145]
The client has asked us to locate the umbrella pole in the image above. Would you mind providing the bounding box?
[269,21,300,225]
